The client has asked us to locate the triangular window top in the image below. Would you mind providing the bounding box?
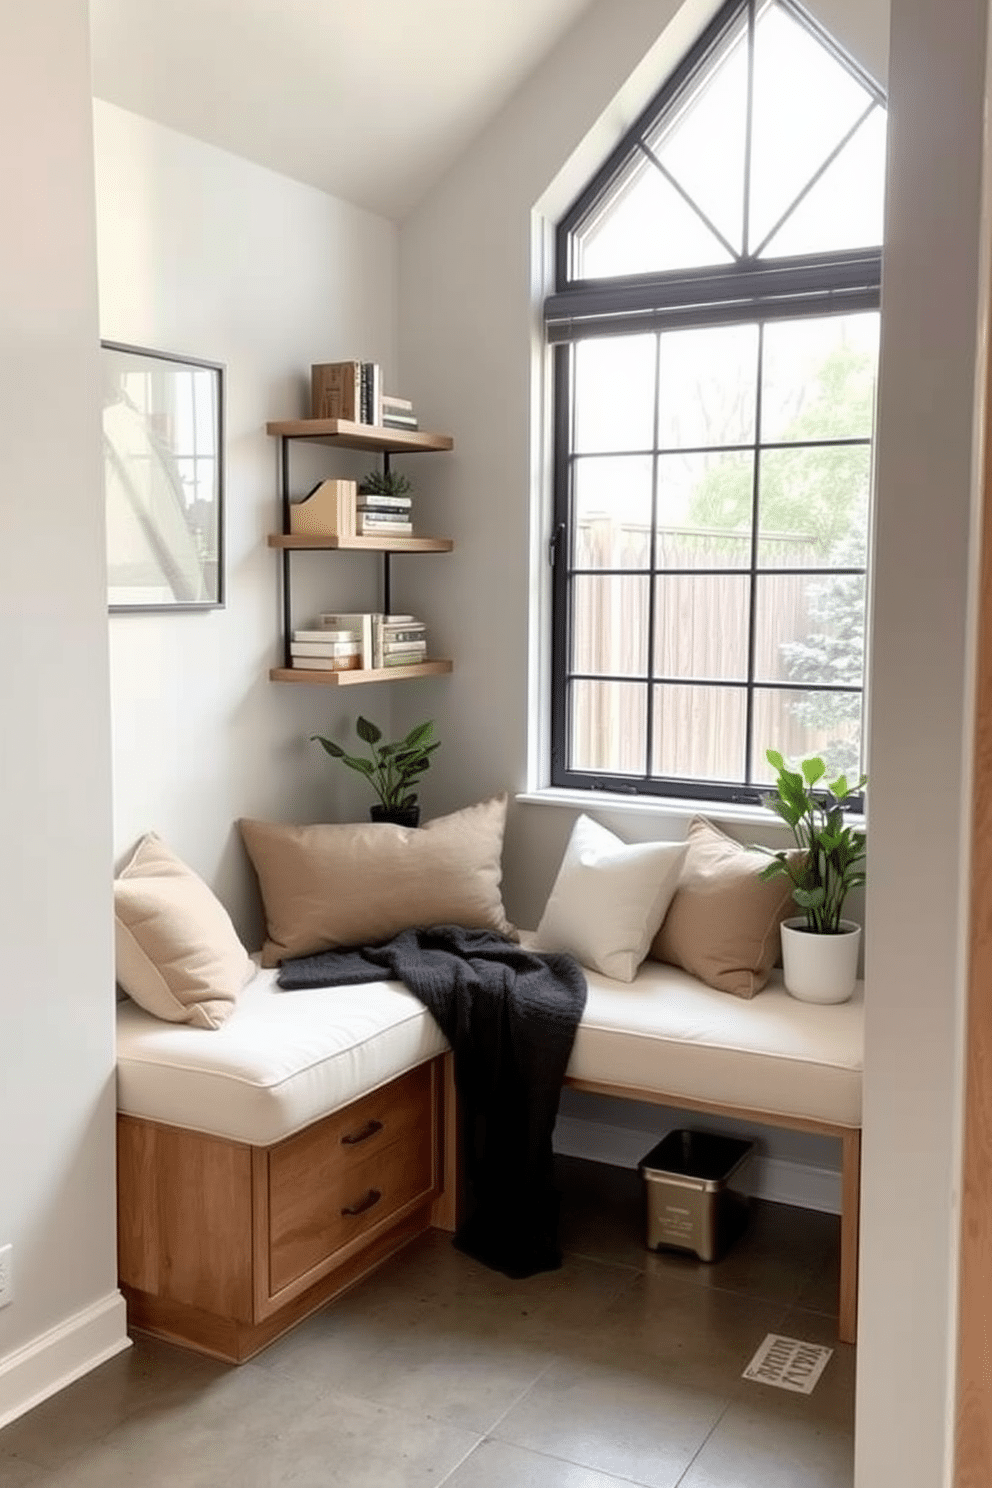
[570,0,885,281]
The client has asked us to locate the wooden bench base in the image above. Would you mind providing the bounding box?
[564,1076,861,1345]
[117,1053,458,1363]
[116,1051,857,1360]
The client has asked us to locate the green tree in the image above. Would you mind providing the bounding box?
[682,336,873,776]
[687,341,874,553]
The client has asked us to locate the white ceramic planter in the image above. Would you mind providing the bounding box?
[780,917,861,1004]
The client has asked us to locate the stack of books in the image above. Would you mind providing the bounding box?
[289,626,362,671]
[312,612,429,671]
[356,490,413,537]
[372,614,428,669]
[381,394,419,432]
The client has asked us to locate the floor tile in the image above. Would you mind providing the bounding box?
[491,1348,731,1488]
[0,1336,229,1468]
[37,1356,329,1488]
[442,1436,644,1487]
[215,1391,480,1488]
[0,1451,49,1486]
[594,1267,790,1390]
[676,1397,855,1488]
[334,1297,555,1436]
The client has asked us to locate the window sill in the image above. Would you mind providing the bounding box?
[516,786,866,834]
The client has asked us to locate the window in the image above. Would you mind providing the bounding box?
[546,0,885,803]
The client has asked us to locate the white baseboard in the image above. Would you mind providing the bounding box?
[0,1291,130,1431]
[553,1115,841,1215]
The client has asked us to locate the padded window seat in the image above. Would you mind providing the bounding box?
[115,953,864,1359]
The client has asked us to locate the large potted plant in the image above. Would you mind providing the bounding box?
[312,716,438,827]
[755,749,867,1003]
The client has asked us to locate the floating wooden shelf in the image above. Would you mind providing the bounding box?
[270,660,454,687]
[268,534,453,553]
[265,418,453,454]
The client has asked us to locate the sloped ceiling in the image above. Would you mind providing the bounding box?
[89,0,596,220]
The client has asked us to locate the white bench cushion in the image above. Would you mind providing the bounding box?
[115,968,448,1146]
[566,958,863,1128]
[116,948,863,1147]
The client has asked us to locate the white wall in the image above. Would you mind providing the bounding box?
[0,2,127,1425]
[94,103,405,944]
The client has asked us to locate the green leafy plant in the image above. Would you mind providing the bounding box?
[358,468,412,498]
[311,716,438,811]
[755,748,867,934]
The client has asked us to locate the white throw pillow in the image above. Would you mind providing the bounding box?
[533,815,688,982]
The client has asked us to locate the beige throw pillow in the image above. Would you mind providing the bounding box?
[240,794,515,966]
[114,834,255,1029]
[650,816,794,998]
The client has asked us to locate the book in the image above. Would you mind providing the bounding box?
[310,362,362,421]
[357,494,413,511]
[291,641,362,658]
[382,394,414,413]
[383,640,427,655]
[380,627,426,644]
[289,479,357,538]
[357,520,413,536]
[292,627,359,642]
[382,414,419,430]
[382,652,428,667]
[360,361,382,425]
[290,654,361,671]
[318,612,379,668]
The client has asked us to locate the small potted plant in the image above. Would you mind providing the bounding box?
[312,716,438,828]
[358,469,413,499]
[754,749,867,1003]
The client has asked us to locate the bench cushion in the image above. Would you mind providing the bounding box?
[116,968,448,1146]
[117,944,863,1147]
[566,957,863,1128]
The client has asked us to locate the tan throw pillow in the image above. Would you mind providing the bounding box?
[650,816,794,998]
[240,794,515,967]
[114,834,255,1029]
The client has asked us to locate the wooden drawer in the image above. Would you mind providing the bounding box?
[266,1061,437,1296]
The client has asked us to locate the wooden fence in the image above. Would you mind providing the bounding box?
[569,518,861,781]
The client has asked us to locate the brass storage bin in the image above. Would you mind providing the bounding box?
[639,1130,754,1262]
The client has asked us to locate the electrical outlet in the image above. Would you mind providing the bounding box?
[0,1245,13,1308]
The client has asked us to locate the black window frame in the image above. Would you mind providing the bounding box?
[546,0,884,808]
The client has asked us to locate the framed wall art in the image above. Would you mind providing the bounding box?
[101,341,225,611]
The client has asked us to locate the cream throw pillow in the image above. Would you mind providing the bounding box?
[240,794,514,967]
[114,834,255,1029]
[532,814,687,982]
[650,815,795,997]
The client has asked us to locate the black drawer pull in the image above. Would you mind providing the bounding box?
[340,1118,383,1147]
[341,1188,382,1217]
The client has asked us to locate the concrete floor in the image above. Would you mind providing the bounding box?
[0,1157,854,1487]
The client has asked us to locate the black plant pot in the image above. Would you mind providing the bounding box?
[370,804,420,828]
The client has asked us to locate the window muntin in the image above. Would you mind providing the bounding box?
[548,0,883,804]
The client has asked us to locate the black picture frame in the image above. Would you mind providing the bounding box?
[101,341,225,612]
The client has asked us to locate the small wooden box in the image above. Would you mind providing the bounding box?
[289,479,357,538]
